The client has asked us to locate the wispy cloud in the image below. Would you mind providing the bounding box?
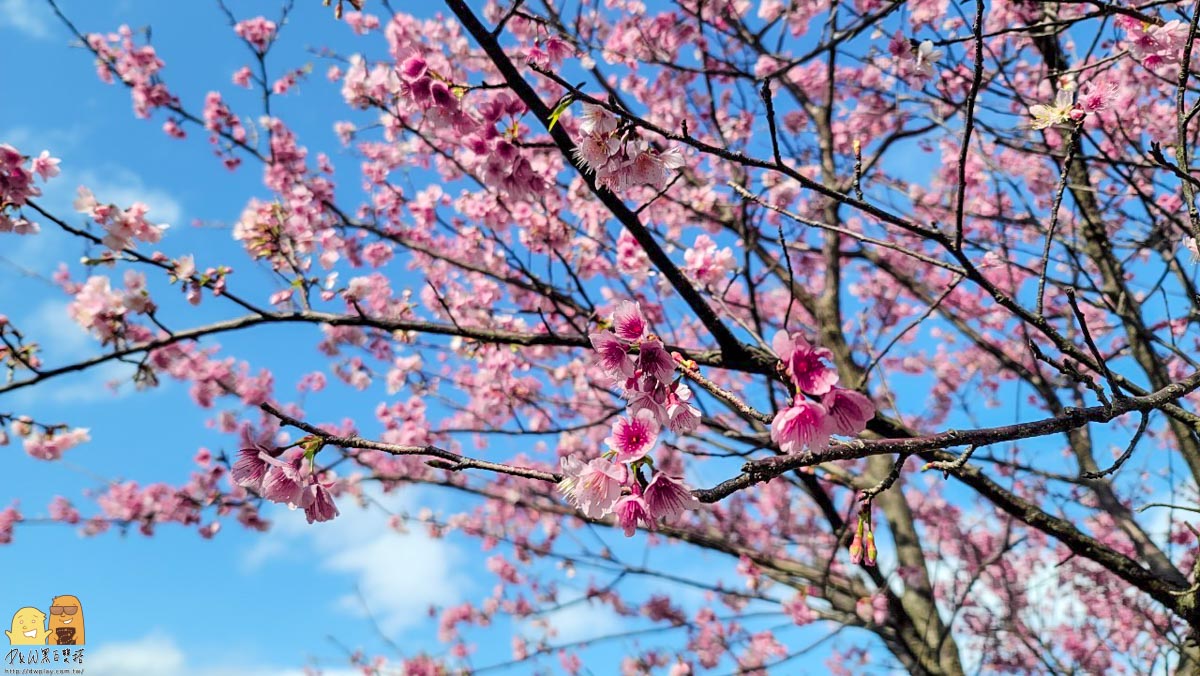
[0,0,53,40]
[85,631,363,676]
[10,299,137,405]
[0,152,184,283]
[86,632,186,676]
[68,167,185,226]
[520,601,623,645]
[243,490,469,636]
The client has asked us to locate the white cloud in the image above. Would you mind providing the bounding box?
[28,299,91,359]
[70,167,184,226]
[1,126,84,154]
[244,490,468,636]
[85,631,363,676]
[0,0,52,40]
[11,300,137,405]
[86,632,186,676]
[520,601,623,645]
[0,155,184,284]
[2,126,182,226]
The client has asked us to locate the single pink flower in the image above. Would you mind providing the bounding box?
[612,300,647,341]
[578,103,618,136]
[31,151,60,180]
[558,455,628,518]
[572,133,619,173]
[231,447,268,490]
[637,338,676,382]
[627,142,670,188]
[614,484,653,536]
[232,66,254,88]
[643,473,701,521]
[0,504,20,544]
[590,330,634,379]
[770,400,830,454]
[665,384,701,433]
[259,452,307,505]
[606,412,659,462]
[822,388,875,437]
[303,480,340,523]
[773,331,838,395]
[399,56,427,81]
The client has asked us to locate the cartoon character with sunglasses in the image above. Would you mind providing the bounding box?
[46,595,84,645]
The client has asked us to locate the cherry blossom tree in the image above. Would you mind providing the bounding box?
[7,0,1200,672]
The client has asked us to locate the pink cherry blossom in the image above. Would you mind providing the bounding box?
[303,480,340,524]
[0,504,20,545]
[231,447,269,490]
[259,452,308,506]
[23,428,90,461]
[48,496,81,525]
[232,66,254,88]
[590,330,635,379]
[636,339,676,383]
[605,412,659,463]
[234,17,277,52]
[665,384,702,434]
[612,300,647,341]
[643,473,701,521]
[822,388,875,437]
[614,485,654,537]
[558,455,628,518]
[578,103,618,135]
[772,331,838,395]
[770,400,830,454]
[30,151,60,180]
[683,235,736,287]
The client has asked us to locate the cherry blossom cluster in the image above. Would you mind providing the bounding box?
[1118,17,1188,68]
[1028,81,1118,131]
[0,144,59,235]
[564,302,702,536]
[233,198,315,270]
[202,91,247,170]
[86,26,177,119]
[66,272,156,345]
[682,235,736,289]
[769,331,875,454]
[571,103,684,192]
[20,427,92,462]
[233,17,277,53]
[84,460,233,539]
[349,52,547,201]
[1,415,91,462]
[73,186,169,252]
[467,92,546,202]
[231,443,340,524]
[0,504,19,545]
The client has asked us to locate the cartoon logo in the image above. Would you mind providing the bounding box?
[5,607,47,645]
[5,596,85,646]
[47,595,84,646]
